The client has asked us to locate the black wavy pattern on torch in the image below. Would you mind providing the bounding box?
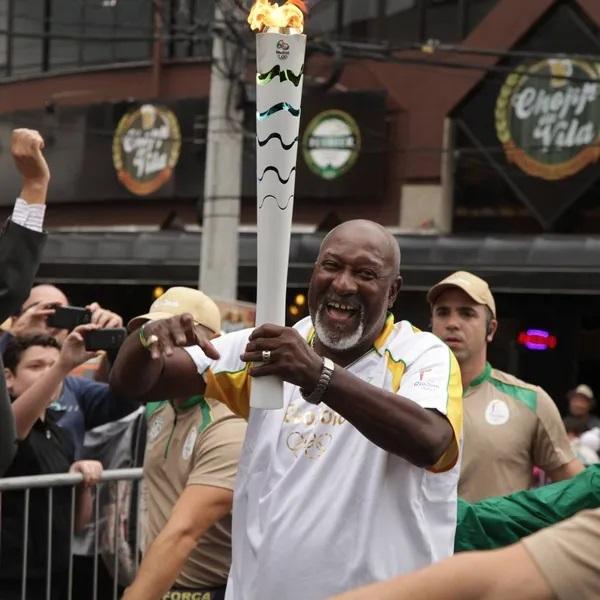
[259,194,295,210]
[257,65,304,87]
[258,166,297,184]
[257,133,299,150]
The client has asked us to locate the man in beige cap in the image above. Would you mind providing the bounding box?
[122,287,246,600]
[566,383,600,431]
[428,271,583,502]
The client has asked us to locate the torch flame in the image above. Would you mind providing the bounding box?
[248,0,306,33]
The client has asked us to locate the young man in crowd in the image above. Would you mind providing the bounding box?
[111,220,463,600]
[122,287,246,600]
[428,271,582,502]
[1,329,103,599]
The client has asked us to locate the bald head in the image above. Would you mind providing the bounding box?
[309,220,402,358]
[320,220,401,277]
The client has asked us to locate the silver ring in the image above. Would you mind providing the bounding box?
[262,350,272,362]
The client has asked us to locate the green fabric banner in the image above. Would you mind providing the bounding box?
[455,465,600,552]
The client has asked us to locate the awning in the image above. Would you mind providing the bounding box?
[38,231,600,295]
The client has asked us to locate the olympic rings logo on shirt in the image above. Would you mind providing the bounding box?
[286,432,333,459]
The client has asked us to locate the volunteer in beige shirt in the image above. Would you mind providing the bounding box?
[332,508,600,600]
[141,397,245,592]
[428,271,582,502]
[120,288,247,600]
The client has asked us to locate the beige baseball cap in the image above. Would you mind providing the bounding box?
[128,287,221,333]
[570,384,594,401]
[427,271,496,318]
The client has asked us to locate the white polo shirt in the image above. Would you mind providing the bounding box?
[185,315,463,600]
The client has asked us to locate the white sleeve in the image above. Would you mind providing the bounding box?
[11,198,46,232]
[183,327,254,377]
[580,428,600,453]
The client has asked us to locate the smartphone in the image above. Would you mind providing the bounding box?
[84,328,127,351]
[46,306,92,330]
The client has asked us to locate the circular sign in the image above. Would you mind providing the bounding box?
[302,109,361,180]
[485,399,510,426]
[112,104,182,196]
[495,59,600,181]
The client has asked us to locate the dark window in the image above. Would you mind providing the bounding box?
[467,0,499,34]
[164,0,213,61]
[48,1,81,70]
[112,1,153,63]
[11,0,44,75]
[315,0,498,46]
[0,0,214,78]
[384,0,422,44]
[340,0,383,41]
[306,0,342,37]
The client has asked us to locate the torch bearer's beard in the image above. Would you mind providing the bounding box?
[314,302,365,352]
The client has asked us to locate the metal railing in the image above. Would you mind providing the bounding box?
[0,468,144,600]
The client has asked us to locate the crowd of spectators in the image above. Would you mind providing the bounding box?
[1,129,599,599]
[0,130,140,599]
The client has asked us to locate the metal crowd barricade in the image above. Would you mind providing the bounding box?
[0,468,144,600]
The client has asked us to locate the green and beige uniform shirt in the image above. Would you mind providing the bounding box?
[459,363,574,502]
[143,396,247,589]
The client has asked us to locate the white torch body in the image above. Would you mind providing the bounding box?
[251,30,306,409]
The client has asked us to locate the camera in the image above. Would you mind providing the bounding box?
[84,328,127,351]
[46,306,92,330]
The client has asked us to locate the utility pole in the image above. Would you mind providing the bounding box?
[199,1,245,301]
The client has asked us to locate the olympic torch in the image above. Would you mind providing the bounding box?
[248,0,306,409]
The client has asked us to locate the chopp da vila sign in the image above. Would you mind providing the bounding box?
[302,109,361,180]
[495,59,600,181]
[112,104,182,196]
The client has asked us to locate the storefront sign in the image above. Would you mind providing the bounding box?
[302,109,361,180]
[495,59,600,181]
[112,104,182,195]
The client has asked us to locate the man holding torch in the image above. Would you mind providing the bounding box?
[111,217,462,599]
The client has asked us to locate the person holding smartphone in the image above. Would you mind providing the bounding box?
[3,286,138,457]
[1,328,104,599]
[10,284,123,343]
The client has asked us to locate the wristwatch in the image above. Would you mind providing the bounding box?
[300,357,335,405]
